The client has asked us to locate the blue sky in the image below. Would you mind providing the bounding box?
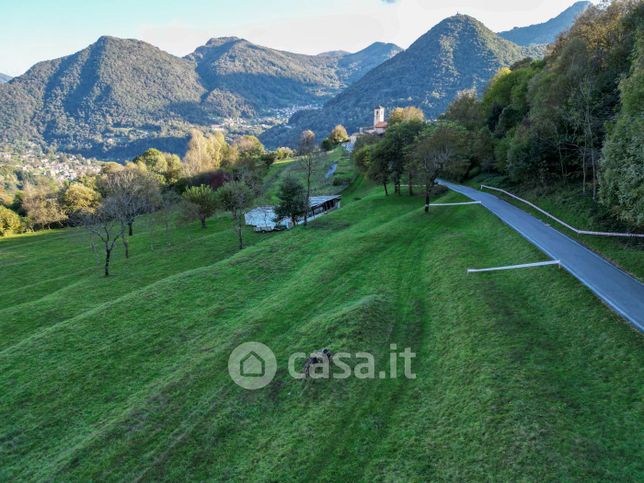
[0,0,596,76]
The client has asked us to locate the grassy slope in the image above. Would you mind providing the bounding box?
[469,174,644,282]
[0,180,642,481]
[260,147,354,204]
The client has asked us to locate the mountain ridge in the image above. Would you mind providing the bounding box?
[0,36,400,158]
[262,14,532,147]
[499,1,591,46]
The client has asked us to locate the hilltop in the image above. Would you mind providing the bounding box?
[262,14,531,147]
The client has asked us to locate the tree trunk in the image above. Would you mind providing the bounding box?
[424,183,431,213]
[237,216,244,250]
[123,235,129,259]
[408,173,413,196]
[104,247,111,277]
[128,221,133,237]
[200,215,206,228]
[383,181,388,196]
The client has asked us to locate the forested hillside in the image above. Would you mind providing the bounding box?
[261,15,543,148]
[0,37,399,160]
[353,0,644,229]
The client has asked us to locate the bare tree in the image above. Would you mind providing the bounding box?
[298,130,317,226]
[81,207,126,277]
[99,170,161,257]
[217,181,254,250]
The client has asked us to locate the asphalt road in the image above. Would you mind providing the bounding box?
[438,179,644,333]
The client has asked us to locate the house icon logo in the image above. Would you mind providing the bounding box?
[240,351,265,377]
[228,342,277,390]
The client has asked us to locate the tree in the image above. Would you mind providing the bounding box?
[61,182,101,220]
[0,206,21,236]
[388,106,425,125]
[299,130,317,226]
[274,176,307,226]
[276,147,295,160]
[132,148,183,185]
[367,142,392,196]
[371,120,425,195]
[329,125,349,144]
[184,129,228,176]
[442,89,484,131]
[233,135,265,163]
[98,169,161,240]
[600,27,644,227]
[81,206,126,277]
[217,181,254,249]
[182,185,218,228]
[408,122,469,212]
[22,183,67,229]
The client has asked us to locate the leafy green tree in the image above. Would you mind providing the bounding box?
[0,206,21,236]
[233,135,265,163]
[408,122,469,211]
[600,29,644,227]
[274,176,307,226]
[132,148,183,185]
[61,182,101,218]
[182,185,218,228]
[217,181,254,249]
[373,120,425,195]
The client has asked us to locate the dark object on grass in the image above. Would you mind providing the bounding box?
[303,348,334,378]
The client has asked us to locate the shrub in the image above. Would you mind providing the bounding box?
[0,206,22,236]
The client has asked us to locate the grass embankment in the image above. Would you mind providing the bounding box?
[260,147,354,204]
[469,174,644,282]
[0,180,642,481]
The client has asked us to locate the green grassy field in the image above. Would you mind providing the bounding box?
[469,174,644,282]
[0,177,642,481]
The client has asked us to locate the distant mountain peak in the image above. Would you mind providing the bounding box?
[499,1,591,46]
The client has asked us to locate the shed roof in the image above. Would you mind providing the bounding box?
[309,195,341,208]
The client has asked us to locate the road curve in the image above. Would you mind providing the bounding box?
[438,179,644,333]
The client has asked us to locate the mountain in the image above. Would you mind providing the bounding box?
[499,1,591,46]
[0,73,11,83]
[0,37,400,159]
[186,37,401,116]
[0,36,206,158]
[336,42,403,84]
[262,15,530,147]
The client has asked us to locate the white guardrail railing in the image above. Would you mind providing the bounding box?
[480,185,644,238]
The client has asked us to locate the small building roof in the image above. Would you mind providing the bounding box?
[309,195,341,208]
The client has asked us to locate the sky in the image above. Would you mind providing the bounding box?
[0,0,597,76]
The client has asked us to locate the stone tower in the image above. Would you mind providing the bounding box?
[374,106,385,127]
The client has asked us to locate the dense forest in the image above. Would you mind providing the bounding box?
[354,0,643,229]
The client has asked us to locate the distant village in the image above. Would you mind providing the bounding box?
[0,143,102,189]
